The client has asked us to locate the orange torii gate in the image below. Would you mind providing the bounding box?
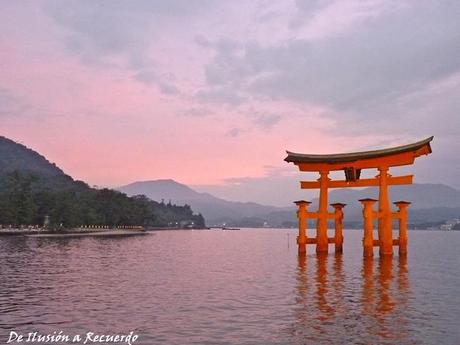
[285,137,433,256]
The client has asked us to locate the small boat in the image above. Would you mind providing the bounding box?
[222,227,240,230]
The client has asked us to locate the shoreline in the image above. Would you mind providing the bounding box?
[0,226,211,237]
[26,229,150,237]
[0,228,149,237]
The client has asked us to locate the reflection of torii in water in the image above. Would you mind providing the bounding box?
[286,137,433,256]
[291,255,410,344]
[292,255,343,342]
[362,256,410,343]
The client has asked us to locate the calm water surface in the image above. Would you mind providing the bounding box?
[0,229,459,345]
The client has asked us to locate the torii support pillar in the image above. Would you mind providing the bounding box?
[377,167,393,256]
[360,198,378,257]
[394,201,410,256]
[330,203,346,254]
[316,171,330,254]
[294,200,311,255]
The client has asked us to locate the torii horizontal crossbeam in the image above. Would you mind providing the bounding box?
[300,175,413,189]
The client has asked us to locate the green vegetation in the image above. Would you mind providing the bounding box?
[0,137,205,229]
[0,171,205,229]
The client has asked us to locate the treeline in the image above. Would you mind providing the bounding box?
[0,171,205,229]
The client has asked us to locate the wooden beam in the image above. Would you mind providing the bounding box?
[300,181,322,189]
[300,175,413,189]
[304,211,335,218]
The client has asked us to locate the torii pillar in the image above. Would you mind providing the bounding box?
[294,200,310,255]
[316,171,330,253]
[378,166,393,256]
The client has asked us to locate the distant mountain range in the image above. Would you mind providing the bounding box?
[117,180,285,226]
[318,184,460,226]
[118,180,460,228]
[2,135,458,229]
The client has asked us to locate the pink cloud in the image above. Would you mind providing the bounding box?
[1,1,454,194]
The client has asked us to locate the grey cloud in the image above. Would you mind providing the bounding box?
[325,72,460,138]
[0,88,29,117]
[46,0,216,58]
[201,1,460,124]
[180,107,213,117]
[45,0,215,89]
[195,36,240,53]
[134,70,179,95]
[196,87,246,105]
[157,82,179,95]
[294,0,335,12]
[226,128,241,137]
[0,88,14,116]
[48,2,148,60]
[252,113,281,129]
[261,165,299,177]
[289,0,334,29]
[134,70,157,84]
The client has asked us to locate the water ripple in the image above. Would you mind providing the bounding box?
[0,230,459,344]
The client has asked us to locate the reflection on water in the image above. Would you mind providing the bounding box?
[294,253,413,345]
[0,230,459,345]
[362,256,410,343]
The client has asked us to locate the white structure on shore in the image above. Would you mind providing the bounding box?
[440,218,460,230]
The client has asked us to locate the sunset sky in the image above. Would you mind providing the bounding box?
[1,1,459,206]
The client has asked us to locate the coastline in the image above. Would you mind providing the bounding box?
[0,228,149,237]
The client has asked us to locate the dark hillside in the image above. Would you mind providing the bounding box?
[0,137,205,228]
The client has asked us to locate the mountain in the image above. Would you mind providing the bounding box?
[118,179,460,228]
[325,183,460,209]
[0,137,66,177]
[0,136,204,228]
[8,134,457,229]
[0,136,80,191]
[260,183,460,227]
[117,180,284,226]
[316,183,460,225]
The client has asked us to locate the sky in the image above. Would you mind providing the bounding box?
[1,0,459,206]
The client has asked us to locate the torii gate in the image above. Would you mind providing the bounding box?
[285,137,433,256]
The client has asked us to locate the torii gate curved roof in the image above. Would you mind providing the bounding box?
[285,136,433,164]
[285,136,433,181]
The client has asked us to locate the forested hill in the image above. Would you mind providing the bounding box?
[0,136,80,191]
[0,136,205,228]
[0,136,67,177]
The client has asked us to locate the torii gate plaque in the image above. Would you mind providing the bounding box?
[285,137,433,256]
